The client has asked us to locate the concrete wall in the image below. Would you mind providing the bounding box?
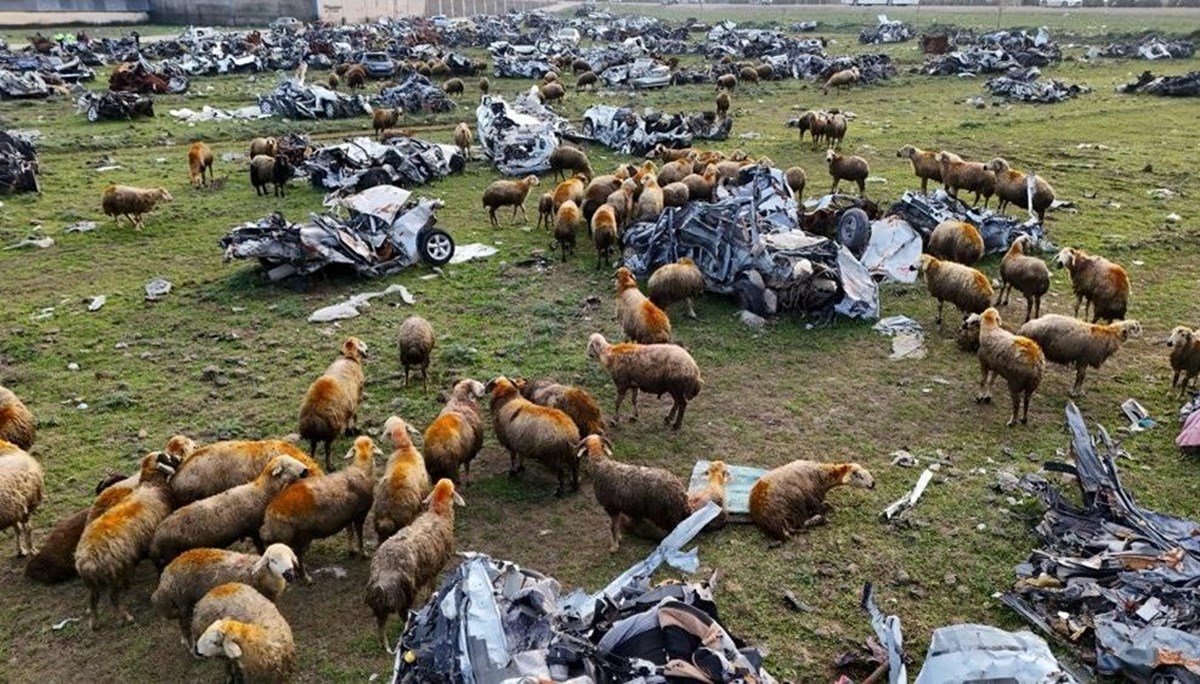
[318,0,553,22]
[149,0,317,25]
[2,0,148,10]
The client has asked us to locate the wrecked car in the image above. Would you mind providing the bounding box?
[76,90,154,122]
[377,73,456,114]
[303,135,464,200]
[985,66,1089,103]
[476,89,580,176]
[859,16,915,45]
[581,105,731,157]
[258,78,370,120]
[108,56,189,95]
[1121,70,1200,97]
[0,130,39,195]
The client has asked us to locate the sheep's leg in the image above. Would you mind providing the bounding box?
[554,470,565,498]
[402,366,410,387]
[110,587,133,624]
[686,297,697,320]
[14,521,27,556]
[87,587,101,631]
[1070,364,1087,397]
[1024,295,1035,322]
[1022,390,1033,425]
[1072,295,1083,318]
[829,178,839,194]
[613,387,627,423]
[670,397,688,430]
[21,521,35,556]
[488,208,497,227]
[1171,370,1181,394]
[377,614,392,653]
[512,204,521,224]
[461,461,471,486]
[421,364,429,392]
[608,514,623,553]
[323,440,333,472]
[857,179,865,197]
[629,387,640,421]
[935,299,945,326]
[1007,387,1021,428]
[976,361,993,404]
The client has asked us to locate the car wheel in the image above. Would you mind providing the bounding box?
[582,119,595,137]
[1151,667,1200,684]
[87,107,99,122]
[419,229,455,266]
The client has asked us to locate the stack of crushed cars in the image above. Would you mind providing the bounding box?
[476,88,581,176]
[377,73,455,114]
[581,106,730,157]
[0,130,39,195]
[76,90,154,122]
[108,56,189,94]
[259,78,369,120]
[924,27,1061,76]
[985,66,1089,104]
[1121,70,1200,97]
[0,47,95,99]
[303,135,464,201]
[1087,34,1195,60]
[887,189,1045,252]
[859,17,915,45]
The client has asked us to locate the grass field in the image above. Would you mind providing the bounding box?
[1,7,1199,681]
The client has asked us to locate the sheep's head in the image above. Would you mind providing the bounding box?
[679,256,696,267]
[95,472,127,495]
[980,307,1002,329]
[729,149,748,162]
[266,455,310,483]
[896,144,915,159]
[586,333,609,360]
[524,174,540,188]
[1053,248,1076,270]
[1117,320,1143,341]
[424,478,465,516]
[258,543,300,583]
[165,434,198,462]
[195,620,241,661]
[838,463,876,490]
[156,188,174,202]
[1167,326,1194,348]
[453,378,486,400]
[824,149,836,164]
[643,173,659,189]
[615,267,637,291]
[342,337,368,361]
[575,434,611,463]
[348,436,382,464]
[621,178,638,193]
[383,416,417,447]
[485,376,520,402]
[985,158,1009,173]
[707,460,731,487]
[913,253,937,275]
[141,452,176,483]
[935,151,954,165]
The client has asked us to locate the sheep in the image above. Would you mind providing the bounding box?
[716,73,737,90]
[299,337,368,471]
[1168,326,1200,398]
[572,58,592,74]
[681,165,718,203]
[656,156,696,186]
[583,174,623,219]
[552,174,587,215]
[795,110,823,149]
[1054,248,1130,323]
[327,72,340,90]
[24,472,126,584]
[784,166,807,202]
[482,175,540,227]
[826,150,868,197]
[975,308,1046,427]
[75,452,177,629]
[586,333,702,430]
[443,77,464,95]
[249,137,277,159]
[915,254,994,326]
[149,455,312,566]
[167,439,321,505]
[1017,315,1141,397]
[454,122,472,160]
[749,461,875,540]
[373,107,401,139]
[687,460,730,530]
[517,378,605,438]
[633,173,665,223]
[577,70,598,90]
[346,64,367,89]
[152,544,298,647]
[188,141,214,187]
[430,60,451,78]
[661,181,690,208]
[543,71,559,84]
[605,177,639,228]
[250,153,292,198]
[478,76,490,94]
[716,90,730,118]
[549,145,593,181]
[398,316,435,391]
[756,63,775,80]
[938,152,995,208]
[592,204,618,269]
[365,478,462,652]
[824,112,848,150]
[535,192,554,231]
[649,145,695,163]
[997,235,1051,322]
[423,379,486,484]
[714,159,751,181]
[0,440,42,557]
[191,583,295,683]
[927,220,984,266]
[616,266,672,344]
[896,144,942,195]
[0,386,35,451]
[554,199,582,261]
[986,157,1056,222]
[540,82,565,103]
[100,184,173,230]
[373,417,431,543]
[738,65,759,84]
[823,66,860,94]
[487,376,581,497]
[648,257,705,320]
[577,435,689,552]
[260,436,379,580]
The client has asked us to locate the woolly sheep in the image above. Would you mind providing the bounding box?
[540,82,565,103]
[101,184,173,230]
[188,141,214,187]
[299,337,368,471]
[248,137,276,158]
[549,145,593,181]
[373,417,431,543]
[517,378,605,438]
[986,158,1056,222]
[656,156,695,186]
[975,308,1046,427]
[647,145,694,163]
[616,267,672,344]
[0,386,35,451]
[552,173,587,212]
[681,166,718,203]
[586,333,702,430]
[169,439,322,505]
[536,191,554,231]
[916,254,994,326]
[749,461,875,540]
[592,204,618,270]
[739,65,759,84]
[796,110,824,150]
[716,73,736,90]
[346,64,367,88]
[896,145,942,195]
[648,257,705,320]
[192,582,296,683]
[443,77,464,95]
[577,70,598,90]
[373,107,401,139]
[487,377,581,497]
[1017,315,1141,396]
[454,121,472,159]
[784,166,806,202]
[927,220,984,266]
[1168,326,1200,398]
[554,199,582,261]
[482,175,540,227]
[478,76,490,94]
[1054,247,1131,323]
[823,66,860,94]
[250,154,292,197]
[716,90,730,118]
[572,58,592,74]
[662,181,690,208]
[423,379,486,484]
[398,316,435,391]
[635,174,665,223]
[583,174,622,221]
[578,435,688,552]
[605,178,638,228]
[997,235,1051,322]
[824,112,848,150]
[0,440,42,557]
[938,152,995,208]
[826,150,868,196]
[688,460,730,530]
[24,473,126,584]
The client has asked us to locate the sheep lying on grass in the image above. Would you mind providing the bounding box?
[191,582,295,683]
[750,460,875,540]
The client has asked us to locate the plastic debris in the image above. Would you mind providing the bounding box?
[308,284,414,323]
[51,618,81,631]
[6,236,54,249]
[687,460,767,522]
[168,105,268,123]
[64,220,96,233]
[144,278,172,301]
[1120,398,1155,432]
[87,295,106,311]
[449,243,499,264]
[881,468,934,520]
[0,69,52,99]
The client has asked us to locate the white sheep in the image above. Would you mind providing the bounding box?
[192,582,295,683]
[0,439,43,557]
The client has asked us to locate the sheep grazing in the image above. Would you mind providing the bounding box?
[478,76,490,94]
[784,166,807,202]
[373,417,431,543]
[149,455,312,566]
[454,121,472,160]
[260,436,379,580]
[749,461,875,539]
[542,71,559,84]
[398,316,435,391]
[896,144,942,195]
[518,378,605,437]
[152,544,298,646]
[423,379,486,484]
[365,478,462,652]
[916,254,994,326]
[997,235,1051,322]
[482,174,540,227]
[823,66,860,94]
[662,181,690,208]
[577,435,689,552]
[756,63,774,80]
[169,438,322,505]
[688,460,730,530]
[1168,326,1200,397]
[188,141,214,187]
[327,72,340,90]
[76,452,177,629]
[738,65,759,84]
[487,376,581,497]
[616,267,672,344]
[635,174,665,223]
[373,107,401,139]
[250,154,292,198]
[927,220,984,266]
[592,204,618,270]
[1054,247,1131,323]
[826,150,868,197]
[536,192,554,231]
[540,82,565,103]
[577,70,598,90]
[716,73,737,90]
[987,158,1056,222]
[938,152,995,208]
[346,64,367,89]
[648,257,705,320]
[549,145,593,181]
[1018,315,1141,397]
[716,90,730,118]
[299,337,368,470]
[586,333,702,430]
[824,112,848,150]
[552,173,587,212]
[192,582,296,683]
[554,199,582,261]
[249,137,277,159]
[24,473,126,584]
[0,386,35,450]
[572,58,592,74]
[0,440,42,557]
[973,308,1046,426]
[101,184,173,230]
[443,77,464,95]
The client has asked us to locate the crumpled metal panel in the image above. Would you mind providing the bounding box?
[581,105,730,157]
[303,135,463,200]
[887,190,1047,251]
[377,73,456,114]
[258,78,370,120]
[913,624,1078,684]
[1121,70,1200,97]
[986,66,1089,104]
[0,130,39,195]
[475,90,577,176]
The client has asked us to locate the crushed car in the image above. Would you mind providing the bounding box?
[303,135,464,201]
[76,90,154,122]
[108,56,189,94]
[859,16,915,45]
[1087,35,1195,60]
[581,105,731,157]
[476,88,581,176]
[985,66,1089,103]
[377,73,456,114]
[1120,70,1200,97]
[0,70,52,99]
[258,78,370,120]
[888,189,1048,251]
[0,130,39,195]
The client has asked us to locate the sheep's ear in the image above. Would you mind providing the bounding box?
[600,437,614,456]
[575,441,589,460]
[452,491,465,507]
[271,463,283,477]
[222,638,242,660]
[469,380,485,398]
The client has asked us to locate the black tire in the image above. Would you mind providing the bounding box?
[1152,667,1200,684]
[419,228,454,266]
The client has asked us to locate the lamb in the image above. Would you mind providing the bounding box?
[785,166,807,202]
[635,174,665,222]
[517,378,605,438]
[149,455,312,566]
[896,144,942,195]
[373,417,431,543]
[716,90,730,118]
[443,77,464,95]
[250,154,292,197]
[577,70,598,90]
[260,437,379,580]
[554,199,582,261]
[540,82,565,103]
[1017,315,1141,396]
[0,386,35,450]
[248,137,277,158]
[578,435,689,552]
[191,582,295,683]
[482,175,540,227]
[825,150,868,197]
[152,544,299,646]
[681,165,718,203]
[1167,326,1200,397]
[188,141,214,187]
[423,379,486,484]
[974,308,1045,426]
[1054,247,1130,323]
[927,220,984,266]
[938,152,995,208]
[824,112,848,150]
[648,257,705,320]
[169,438,322,505]
[24,473,126,584]
[299,337,368,471]
[398,316,435,391]
[823,66,860,94]
[0,440,42,557]
[487,376,582,497]
[656,156,695,186]
[75,452,176,629]
[915,254,994,326]
[616,266,672,344]
[365,478,462,652]
[592,204,618,269]
[661,181,690,208]
[100,184,173,230]
[454,122,472,160]
[586,333,702,430]
[478,76,490,94]
[687,460,730,530]
[749,461,875,540]
[986,158,1056,222]
[373,107,401,139]
[716,74,737,90]
[549,145,593,180]
[997,235,1051,322]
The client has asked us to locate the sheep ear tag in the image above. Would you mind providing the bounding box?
[223,639,242,660]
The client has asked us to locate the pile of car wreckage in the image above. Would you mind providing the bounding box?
[1087,35,1195,61]
[859,16,915,45]
[985,66,1089,104]
[377,73,456,114]
[107,56,189,94]
[923,27,1062,76]
[76,90,154,122]
[0,130,39,195]
[476,88,583,176]
[258,77,370,120]
[303,135,464,200]
[1121,70,1200,97]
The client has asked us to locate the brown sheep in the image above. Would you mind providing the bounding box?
[635,174,665,222]
[0,386,35,451]
[101,184,173,230]
[249,137,277,159]
[536,192,554,231]
[540,82,565,103]
[552,173,587,212]
[648,257,705,320]
[549,145,593,181]
[327,72,340,90]
[554,199,582,261]
[454,122,472,160]
[592,204,618,269]
[987,158,1056,222]
[249,154,292,198]
[1017,315,1141,397]
[796,110,823,149]
[191,582,295,682]
[975,308,1045,427]
[605,178,639,228]
[648,145,696,163]
[662,181,690,208]
[365,478,462,652]
[716,90,730,118]
[916,253,994,326]
[373,417,431,543]
[824,112,848,150]
[583,174,623,220]
[826,150,869,196]
[739,65,759,84]
[1168,326,1200,397]
[24,473,126,584]
[617,267,672,344]
[938,152,995,208]
[0,439,42,557]
[487,376,581,497]
[298,337,368,471]
[714,159,751,181]
[346,64,367,89]
[517,378,605,438]
[443,77,464,95]
[423,379,486,484]
[543,71,559,84]
[656,155,696,187]
[578,435,689,552]
[681,165,718,203]
[572,58,592,74]
[586,333,702,430]
[785,166,807,203]
[429,60,451,78]
[1054,248,1130,323]
[482,174,540,227]
[927,220,984,266]
[749,461,875,540]
[823,66,860,95]
[478,76,490,94]
[897,144,942,195]
[688,460,730,530]
[373,107,401,139]
[716,73,737,90]
[169,439,321,505]
[577,71,598,90]
[755,63,774,81]
[188,142,214,188]
[398,316,435,391]
[997,235,1051,322]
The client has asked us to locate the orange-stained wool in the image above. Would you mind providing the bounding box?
[268,483,317,518]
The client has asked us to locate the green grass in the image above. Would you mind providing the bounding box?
[1,10,1199,681]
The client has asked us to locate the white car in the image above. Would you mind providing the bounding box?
[556,28,582,47]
